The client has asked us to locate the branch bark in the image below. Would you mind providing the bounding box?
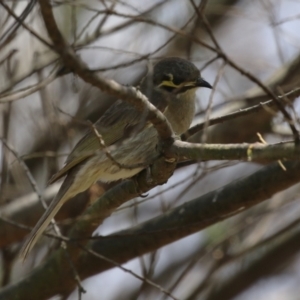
[1,161,300,299]
[0,140,298,247]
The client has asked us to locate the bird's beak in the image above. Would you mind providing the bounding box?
[196,77,212,89]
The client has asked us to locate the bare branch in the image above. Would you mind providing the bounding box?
[38,0,174,141]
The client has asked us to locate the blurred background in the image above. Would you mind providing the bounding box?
[1,0,300,299]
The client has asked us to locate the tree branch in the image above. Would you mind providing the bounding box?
[2,161,300,299]
[37,0,174,141]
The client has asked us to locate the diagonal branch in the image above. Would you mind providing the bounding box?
[2,161,300,299]
[182,86,300,140]
[37,0,174,141]
[189,2,299,143]
[0,140,298,247]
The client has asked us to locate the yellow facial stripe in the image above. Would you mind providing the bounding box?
[183,81,197,87]
[159,81,196,88]
[158,80,179,88]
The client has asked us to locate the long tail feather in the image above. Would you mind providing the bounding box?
[20,196,65,261]
[20,174,76,261]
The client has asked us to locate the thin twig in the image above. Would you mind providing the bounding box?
[182,87,300,141]
[0,65,59,103]
[0,0,53,50]
[80,246,179,300]
[1,139,44,207]
[192,6,299,143]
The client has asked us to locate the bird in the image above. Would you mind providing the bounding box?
[20,57,212,260]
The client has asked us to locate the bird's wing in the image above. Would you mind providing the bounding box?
[49,99,149,184]
[49,87,173,184]
[49,132,102,184]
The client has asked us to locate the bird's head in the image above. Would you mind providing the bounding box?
[153,57,212,94]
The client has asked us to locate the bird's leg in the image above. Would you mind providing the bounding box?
[131,173,149,198]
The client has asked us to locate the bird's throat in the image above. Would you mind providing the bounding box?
[164,89,196,135]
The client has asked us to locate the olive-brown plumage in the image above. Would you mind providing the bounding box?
[20,57,212,260]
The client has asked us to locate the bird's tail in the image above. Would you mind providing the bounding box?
[19,175,75,261]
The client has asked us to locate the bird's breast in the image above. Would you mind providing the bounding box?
[164,89,196,135]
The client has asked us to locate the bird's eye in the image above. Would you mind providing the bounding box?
[158,73,179,89]
[162,73,173,82]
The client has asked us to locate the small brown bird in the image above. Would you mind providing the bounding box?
[20,57,212,259]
